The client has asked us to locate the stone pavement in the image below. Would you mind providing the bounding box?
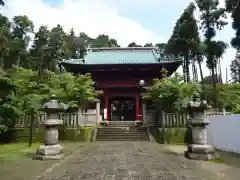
[38,142,239,180]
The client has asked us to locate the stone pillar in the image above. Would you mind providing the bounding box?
[185,93,214,161]
[95,99,100,124]
[36,96,66,160]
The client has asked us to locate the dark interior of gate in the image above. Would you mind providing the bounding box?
[109,96,136,121]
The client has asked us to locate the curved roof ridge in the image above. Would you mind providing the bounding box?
[151,49,183,62]
[90,47,158,52]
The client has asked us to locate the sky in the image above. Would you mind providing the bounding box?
[2,0,236,81]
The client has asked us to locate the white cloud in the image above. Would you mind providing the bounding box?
[3,0,162,46]
[2,0,236,82]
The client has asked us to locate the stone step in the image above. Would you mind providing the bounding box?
[96,139,149,141]
[97,130,146,133]
[96,137,148,140]
[97,127,146,131]
[108,121,135,123]
[96,135,148,138]
[96,126,149,141]
[96,136,149,140]
[107,121,136,126]
[97,132,147,135]
[107,125,135,127]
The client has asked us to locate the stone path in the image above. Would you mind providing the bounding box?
[38,142,238,180]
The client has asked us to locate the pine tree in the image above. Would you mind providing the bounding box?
[230,51,240,82]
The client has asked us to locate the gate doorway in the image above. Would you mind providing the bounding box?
[109,96,136,121]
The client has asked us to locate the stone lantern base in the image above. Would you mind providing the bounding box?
[36,144,64,160]
[185,144,214,161]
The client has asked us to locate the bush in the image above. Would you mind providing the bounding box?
[0,124,8,135]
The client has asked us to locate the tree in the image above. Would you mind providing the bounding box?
[225,0,240,50]
[109,38,120,47]
[128,42,142,47]
[165,3,199,82]
[10,15,34,67]
[0,0,4,6]
[230,51,240,82]
[91,34,110,48]
[30,25,49,72]
[144,73,202,112]
[47,24,65,72]
[63,73,102,111]
[0,14,10,67]
[196,0,227,107]
[144,43,153,47]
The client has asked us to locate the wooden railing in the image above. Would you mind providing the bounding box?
[162,112,188,127]
[1,113,98,128]
[144,110,233,127]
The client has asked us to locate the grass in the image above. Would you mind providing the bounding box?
[210,157,225,164]
[214,149,240,167]
[0,141,90,180]
[0,143,40,160]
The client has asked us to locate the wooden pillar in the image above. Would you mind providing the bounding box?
[104,96,109,120]
[136,95,140,121]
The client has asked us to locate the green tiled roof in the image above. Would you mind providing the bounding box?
[63,47,182,65]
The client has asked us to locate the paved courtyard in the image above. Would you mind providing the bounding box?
[38,142,238,180]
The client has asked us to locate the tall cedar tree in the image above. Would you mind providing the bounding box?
[225,0,240,50]
[196,0,227,107]
[165,3,199,82]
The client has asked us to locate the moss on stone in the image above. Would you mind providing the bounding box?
[148,127,186,144]
[59,127,94,142]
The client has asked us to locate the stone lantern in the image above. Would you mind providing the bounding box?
[36,95,67,160]
[185,92,214,160]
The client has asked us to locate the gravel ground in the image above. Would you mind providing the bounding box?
[36,142,239,180]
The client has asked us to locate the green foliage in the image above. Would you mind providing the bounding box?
[165,2,199,82]
[225,0,240,50]
[230,51,240,83]
[144,73,201,111]
[0,67,100,124]
[60,73,102,109]
[0,125,8,135]
[196,0,228,107]
[215,83,240,113]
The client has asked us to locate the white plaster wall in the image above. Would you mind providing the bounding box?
[207,114,240,154]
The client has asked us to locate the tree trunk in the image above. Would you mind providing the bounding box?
[184,54,190,82]
[197,56,204,82]
[211,63,217,108]
[28,114,35,147]
[0,54,3,67]
[16,55,20,67]
[182,64,186,82]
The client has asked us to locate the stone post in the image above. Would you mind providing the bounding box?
[95,99,100,124]
[185,93,214,160]
[36,96,66,160]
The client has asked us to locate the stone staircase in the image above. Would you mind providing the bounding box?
[96,121,149,141]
